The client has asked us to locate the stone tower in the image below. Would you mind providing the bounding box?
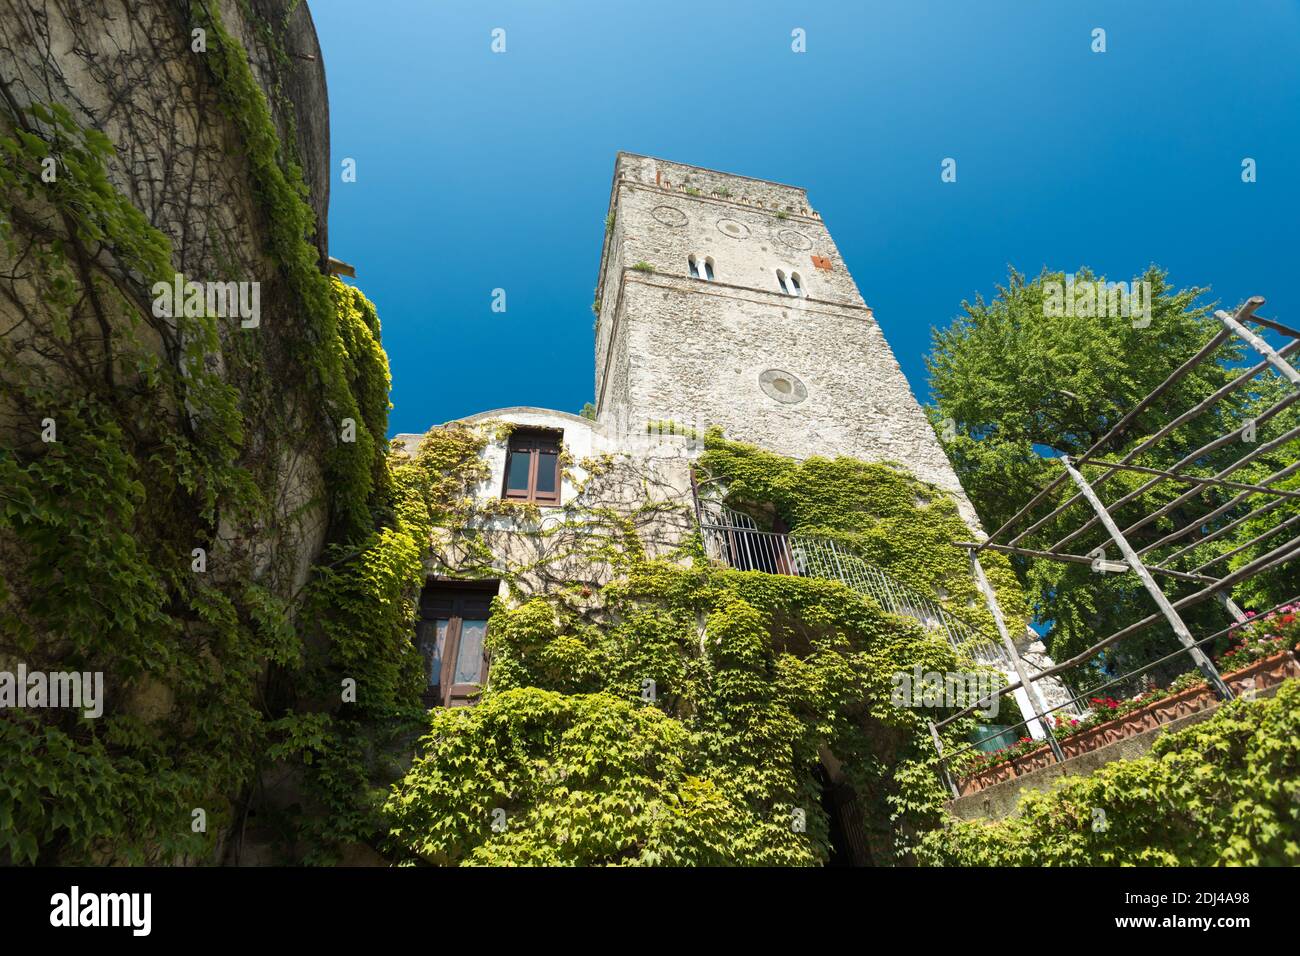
[593,153,976,524]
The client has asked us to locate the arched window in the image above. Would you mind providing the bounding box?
[704,257,715,281]
[688,255,700,278]
[790,271,803,296]
[776,269,789,294]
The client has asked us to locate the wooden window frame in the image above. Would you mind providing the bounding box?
[416,580,497,708]
[501,428,562,505]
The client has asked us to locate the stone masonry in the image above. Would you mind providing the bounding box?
[593,153,978,527]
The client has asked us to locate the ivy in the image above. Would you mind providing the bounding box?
[0,7,409,864]
[380,437,1003,864]
[917,678,1300,866]
[697,430,1030,640]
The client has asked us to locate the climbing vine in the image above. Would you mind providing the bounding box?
[378,428,1019,864]
[0,3,404,865]
[916,678,1300,866]
[696,431,1031,640]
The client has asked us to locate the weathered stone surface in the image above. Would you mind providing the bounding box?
[396,408,697,598]
[0,1,336,864]
[0,0,334,599]
[594,153,978,527]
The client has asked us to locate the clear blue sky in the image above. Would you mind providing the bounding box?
[309,0,1300,438]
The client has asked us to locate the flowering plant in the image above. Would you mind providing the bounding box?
[1221,603,1299,672]
[956,734,1045,774]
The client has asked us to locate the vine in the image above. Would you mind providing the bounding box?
[917,679,1300,865]
[378,426,1011,864]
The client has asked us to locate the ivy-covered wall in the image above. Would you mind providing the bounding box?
[385,562,978,865]
[378,428,1026,865]
[0,0,404,864]
[698,433,1030,643]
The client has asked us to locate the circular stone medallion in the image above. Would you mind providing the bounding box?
[758,369,808,404]
[777,229,813,251]
[651,205,688,227]
[716,218,750,239]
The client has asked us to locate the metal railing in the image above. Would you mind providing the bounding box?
[699,520,1009,666]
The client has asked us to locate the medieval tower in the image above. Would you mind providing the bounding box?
[593,153,976,525]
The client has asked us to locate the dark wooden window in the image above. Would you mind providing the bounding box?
[502,429,562,504]
[415,581,496,707]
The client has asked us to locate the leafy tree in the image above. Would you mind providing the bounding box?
[927,266,1299,687]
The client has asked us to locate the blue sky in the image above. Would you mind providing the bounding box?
[309,0,1300,438]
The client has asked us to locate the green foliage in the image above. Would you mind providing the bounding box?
[631,261,655,273]
[0,91,278,862]
[917,678,1300,865]
[189,1,379,543]
[386,688,760,866]
[384,439,1003,866]
[0,8,414,864]
[698,431,1029,641]
[926,266,1300,682]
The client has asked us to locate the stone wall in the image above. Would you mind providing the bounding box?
[595,153,977,527]
[0,0,333,597]
[0,0,340,864]
[396,408,698,600]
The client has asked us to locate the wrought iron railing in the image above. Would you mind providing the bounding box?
[699,520,1009,666]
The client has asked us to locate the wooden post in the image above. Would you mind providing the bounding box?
[969,550,1065,761]
[1061,456,1234,701]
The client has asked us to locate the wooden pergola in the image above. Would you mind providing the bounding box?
[929,296,1300,794]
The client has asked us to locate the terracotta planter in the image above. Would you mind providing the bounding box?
[954,649,1299,797]
[956,745,1055,796]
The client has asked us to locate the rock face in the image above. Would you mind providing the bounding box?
[594,153,979,527]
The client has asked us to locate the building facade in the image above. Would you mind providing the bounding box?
[593,153,977,527]
[396,155,1065,728]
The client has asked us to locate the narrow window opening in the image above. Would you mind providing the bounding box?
[776,269,789,294]
[704,257,715,281]
[790,272,803,296]
[502,428,562,504]
[688,255,700,278]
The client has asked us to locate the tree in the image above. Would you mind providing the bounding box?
[926,266,1299,685]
